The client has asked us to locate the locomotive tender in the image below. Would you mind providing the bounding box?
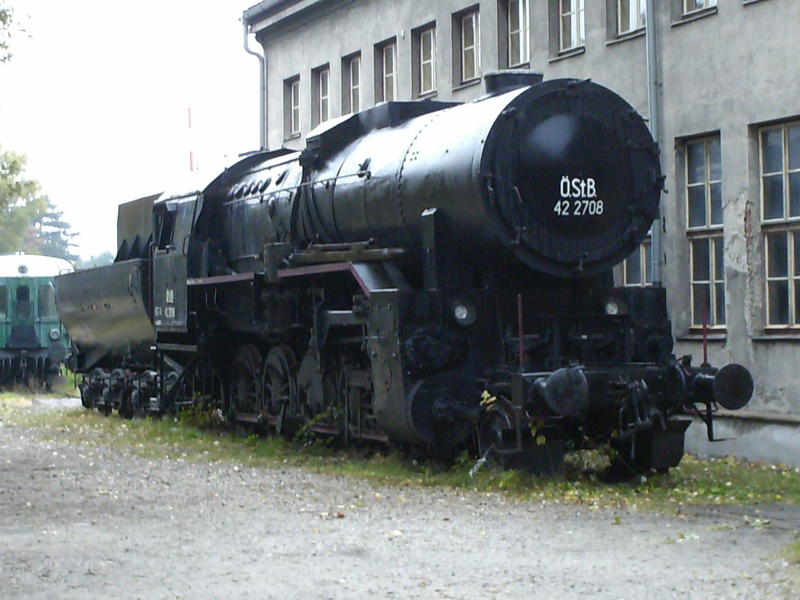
[0,253,73,388]
[57,72,753,474]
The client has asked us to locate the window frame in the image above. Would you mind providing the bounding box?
[617,0,646,36]
[375,39,397,103]
[507,0,530,68]
[284,76,301,139]
[312,65,330,128]
[683,0,717,17]
[684,134,725,329]
[341,53,361,115]
[559,0,585,52]
[460,10,481,83]
[759,120,800,328]
[417,26,436,96]
[623,238,653,287]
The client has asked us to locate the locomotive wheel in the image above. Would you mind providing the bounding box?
[230,345,263,418]
[263,345,298,434]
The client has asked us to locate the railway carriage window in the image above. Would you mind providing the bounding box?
[458,9,480,83]
[38,284,57,319]
[617,0,645,36]
[342,53,361,115]
[685,135,724,328]
[412,25,437,97]
[284,76,301,139]
[16,285,31,319]
[760,121,800,327]
[559,0,585,52]
[0,285,6,316]
[312,65,330,127]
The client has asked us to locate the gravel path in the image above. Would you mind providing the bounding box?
[1,405,798,599]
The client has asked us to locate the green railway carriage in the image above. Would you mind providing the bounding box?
[0,253,73,387]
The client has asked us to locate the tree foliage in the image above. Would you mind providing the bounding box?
[0,148,48,254]
[21,201,80,262]
[1,2,13,63]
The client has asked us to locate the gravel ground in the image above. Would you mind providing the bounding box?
[1,402,798,600]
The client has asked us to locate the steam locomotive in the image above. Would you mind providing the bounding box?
[56,72,753,475]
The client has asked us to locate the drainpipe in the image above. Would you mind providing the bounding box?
[645,0,663,286]
[243,20,267,150]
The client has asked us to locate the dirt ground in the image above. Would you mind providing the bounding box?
[1,401,798,600]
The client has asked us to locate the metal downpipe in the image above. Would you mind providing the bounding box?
[242,20,267,150]
[645,0,663,286]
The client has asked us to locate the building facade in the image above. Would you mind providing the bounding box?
[242,0,800,430]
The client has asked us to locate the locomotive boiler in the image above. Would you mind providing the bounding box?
[56,72,753,475]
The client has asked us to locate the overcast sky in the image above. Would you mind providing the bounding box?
[0,0,260,258]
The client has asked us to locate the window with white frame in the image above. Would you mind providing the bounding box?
[417,26,436,96]
[623,239,653,287]
[508,0,529,67]
[686,135,725,327]
[761,121,800,327]
[683,0,716,15]
[312,66,329,127]
[342,54,360,115]
[376,40,396,102]
[284,76,300,138]
[461,10,480,82]
[618,0,645,35]
[559,0,585,52]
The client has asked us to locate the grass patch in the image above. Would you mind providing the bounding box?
[2,401,800,510]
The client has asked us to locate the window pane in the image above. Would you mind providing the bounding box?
[795,232,800,276]
[644,242,652,284]
[625,246,641,284]
[768,280,789,325]
[763,175,784,219]
[463,15,474,48]
[709,137,721,181]
[510,32,520,65]
[561,15,573,49]
[789,124,800,171]
[796,285,800,328]
[422,30,432,61]
[710,182,722,225]
[768,232,788,277]
[693,283,710,325]
[762,129,783,174]
[38,285,57,319]
[715,282,726,325]
[692,238,710,281]
[619,0,631,32]
[510,0,520,31]
[688,186,706,227]
[463,48,475,80]
[0,286,6,315]
[422,63,432,93]
[713,237,724,280]
[790,172,800,218]
[687,141,706,184]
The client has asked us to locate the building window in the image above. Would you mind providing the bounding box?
[284,76,300,138]
[460,10,480,82]
[560,0,585,51]
[684,0,716,15]
[312,66,329,128]
[507,0,529,67]
[686,135,724,327]
[618,0,645,35]
[375,39,396,103]
[342,54,361,115]
[623,239,652,287]
[413,26,436,96]
[760,121,800,326]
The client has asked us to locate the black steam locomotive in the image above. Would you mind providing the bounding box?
[56,72,752,475]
